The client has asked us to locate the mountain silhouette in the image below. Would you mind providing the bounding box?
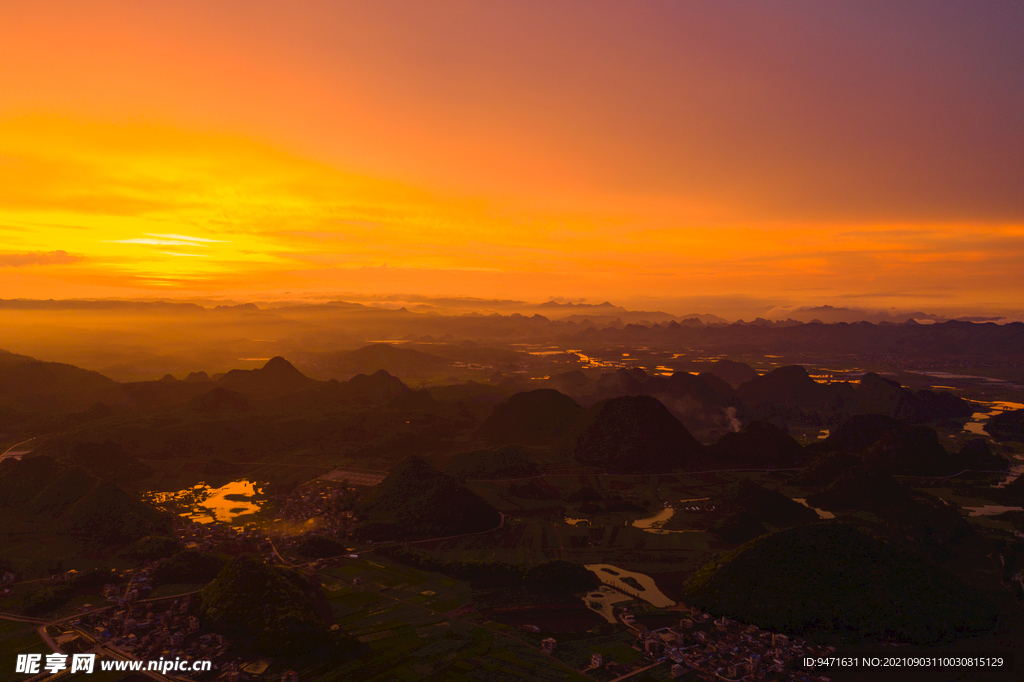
[0,456,170,543]
[685,523,994,644]
[813,413,903,453]
[850,373,972,422]
[710,479,817,527]
[0,348,118,412]
[219,356,318,396]
[985,408,1024,441]
[736,365,844,410]
[710,421,806,468]
[354,456,501,541]
[807,466,912,511]
[958,439,1009,470]
[702,359,758,387]
[572,395,704,473]
[859,425,954,475]
[711,510,767,544]
[480,389,584,445]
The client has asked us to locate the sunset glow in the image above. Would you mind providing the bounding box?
[2,2,1021,315]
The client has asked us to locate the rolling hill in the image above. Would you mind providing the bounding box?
[684,523,995,644]
[572,395,704,473]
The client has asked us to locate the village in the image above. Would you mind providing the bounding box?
[562,605,838,681]
[8,478,851,682]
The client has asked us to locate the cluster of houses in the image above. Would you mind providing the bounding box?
[545,606,837,681]
[633,608,835,681]
[67,596,216,661]
[269,482,356,539]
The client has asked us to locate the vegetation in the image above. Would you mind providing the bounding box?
[710,420,806,467]
[572,395,704,473]
[353,456,501,541]
[986,408,1024,441]
[201,458,243,476]
[710,479,817,527]
[201,555,357,658]
[59,479,172,543]
[445,444,539,480]
[0,456,171,544]
[685,523,995,644]
[153,549,227,585]
[711,511,766,544]
[295,534,350,558]
[524,561,600,593]
[377,545,597,593]
[507,478,561,500]
[479,389,584,445]
[806,467,912,511]
[122,535,184,561]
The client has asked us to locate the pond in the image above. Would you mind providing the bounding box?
[146,479,266,524]
[582,586,633,624]
[585,564,675,608]
[631,499,708,533]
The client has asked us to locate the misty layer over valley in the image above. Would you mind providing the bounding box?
[1,298,1023,681]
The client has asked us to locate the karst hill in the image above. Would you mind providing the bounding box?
[684,523,995,644]
[353,456,502,541]
[572,395,704,473]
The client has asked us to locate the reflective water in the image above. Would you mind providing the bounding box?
[585,563,675,607]
[964,400,1024,437]
[631,499,708,533]
[632,507,675,532]
[582,585,633,623]
[964,505,1024,517]
[792,498,835,520]
[147,479,265,524]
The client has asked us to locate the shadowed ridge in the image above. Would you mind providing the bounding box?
[201,555,357,658]
[807,466,912,511]
[445,445,539,480]
[710,479,818,527]
[684,523,995,644]
[859,425,953,475]
[219,356,318,395]
[0,455,170,543]
[572,395,703,473]
[0,348,119,412]
[812,413,903,453]
[353,455,501,541]
[343,369,412,403]
[480,388,584,445]
[958,438,1009,471]
[186,386,255,416]
[736,365,841,410]
[260,355,306,377]
[710,420,806,468]
[703,359,758,388]
[986,408,1024,441]
[852,373,973,422]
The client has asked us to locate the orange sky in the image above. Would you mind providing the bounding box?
[1,1,1022,316]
